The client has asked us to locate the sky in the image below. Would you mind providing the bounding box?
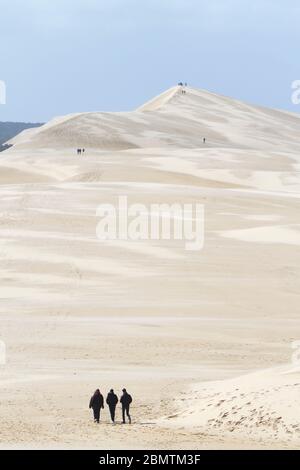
[0,0,299,122]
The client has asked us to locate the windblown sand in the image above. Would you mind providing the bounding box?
[0,86,300,449]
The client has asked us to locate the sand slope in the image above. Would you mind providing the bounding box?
[162,365,300,448]
[7,85,300,152]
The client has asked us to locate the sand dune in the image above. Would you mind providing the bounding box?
[7,85,300,152]
[0,86,300,449]
[162,365,300,448]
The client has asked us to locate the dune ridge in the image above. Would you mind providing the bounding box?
[7,85,300,152]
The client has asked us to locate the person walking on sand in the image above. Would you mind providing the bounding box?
[89,389,104,423]
[106,389,118,424]
[120,388,132,424]
[203,137,206,144]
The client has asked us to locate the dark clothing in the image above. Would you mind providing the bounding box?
[93,407,100,423]
[89,392,104,423]
[106,391,118,407]
[122,404,131,424]
[120,392,132,423]
[106,392,118,422]
[120,392,132,407]
[90,392,104,410]
[108,404,116,422]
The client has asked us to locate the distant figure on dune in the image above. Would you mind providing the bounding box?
[203,137,206,144]
[106,389,118,424]
[120,388,132,424]
[82,148,85,154]
[89,389,104,423]
[178,82,186,94]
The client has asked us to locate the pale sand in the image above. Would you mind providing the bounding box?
[0,86,300,449]
[218,224,300,245]
[160,365,300,448]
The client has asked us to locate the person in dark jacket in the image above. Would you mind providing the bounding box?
[106,389,118,423]
[120,388,132,424]
[89,389,104,423]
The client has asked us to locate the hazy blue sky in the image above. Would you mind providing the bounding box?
[0,0,299,122]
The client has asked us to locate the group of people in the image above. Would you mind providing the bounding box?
[178,82,188,94]
[77,148,85,155]
[89,388,132,424]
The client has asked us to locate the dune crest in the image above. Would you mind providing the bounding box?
[6,85,300,152]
